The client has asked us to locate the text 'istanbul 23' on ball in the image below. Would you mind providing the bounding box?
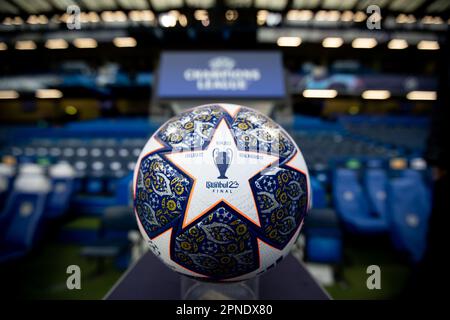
[133,104,311,282]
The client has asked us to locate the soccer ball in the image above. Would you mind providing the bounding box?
[133,104,310,281]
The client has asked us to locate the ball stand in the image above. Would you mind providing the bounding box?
[104,252,329,300]
[180,277,259,300]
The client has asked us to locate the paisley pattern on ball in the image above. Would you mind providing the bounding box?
[135,153,192,238]
[232,108,295,161]
[172,206,258,279]
[158,105,225,151]
[134,104,309,281]
[250,165,308,248]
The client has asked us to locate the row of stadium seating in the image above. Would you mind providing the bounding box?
[289,115,429,172]
[0,119,157,214]
[291,130,401,172]
[0,160,138,266]
[339,116,429,155]
[1,116,429,173]
[3,138,143,193]
[306,166,431,264]
[0,115,432,266]
[0,163,75,262]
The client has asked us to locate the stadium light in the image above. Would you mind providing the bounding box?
[3,17,23,26]
[45,39,68,49]
[79,12,99,23]
[129,10,155,22]
[141,10,155,22]
[113,37,137,48]
[417,40,439,50]
[101,11,114,22]
[115,11,127,22]
[0,42,7,50]
[277,36,301,47]
[352,38,377,49]
[353,11,366,22]
[322,37,343,48]
[14,16,23,25]
[421,16,444,25]
[2,18,11,25]
[194,10,208,21]
[225,10,238,21]
[266,12,282,26]
[303,89,337,98]
[286,10,313,22]
[396,14,416,24]
[27,15,39,25]
[341,11,353,22]
[101,11,127,23]
[36,89,63,99]
[15,40,36,50]
[87,12,100,23]
[257,10,268,25]
[59,13,69,23]
[73,38,98,48]
[38,15,48,24]
[406,91,437,101]
[388,39,408,50]
[129,10,141,21]
[179,14,188,27]
[0,90,19,99]
[159,12,178,27]
[362,90,391,100]
[315,10,340,22]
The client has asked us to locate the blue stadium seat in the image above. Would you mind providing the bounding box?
[1,164,43,232]
[81,206,137,272]
[305,208,342,263]
[401,168,427,181]
[333,168,388,234]
[46,162,76,219]
[307,237,342,263]
[388,172,431,262]
[311,176,327,208]
[114,172,134,206]
[0,164,15,213]
[0,168,51,263]
[86,178,104,194]
[363,168,388,221]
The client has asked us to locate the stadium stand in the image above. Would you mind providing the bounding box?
[0,164,51,262]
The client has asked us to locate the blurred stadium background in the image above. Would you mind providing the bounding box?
[0,0,449,299]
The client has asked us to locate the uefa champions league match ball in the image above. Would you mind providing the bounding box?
[133,104,311,282]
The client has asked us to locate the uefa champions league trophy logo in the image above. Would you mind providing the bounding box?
[212,148,233,179]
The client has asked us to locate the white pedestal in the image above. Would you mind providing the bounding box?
[180,276,259,300]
